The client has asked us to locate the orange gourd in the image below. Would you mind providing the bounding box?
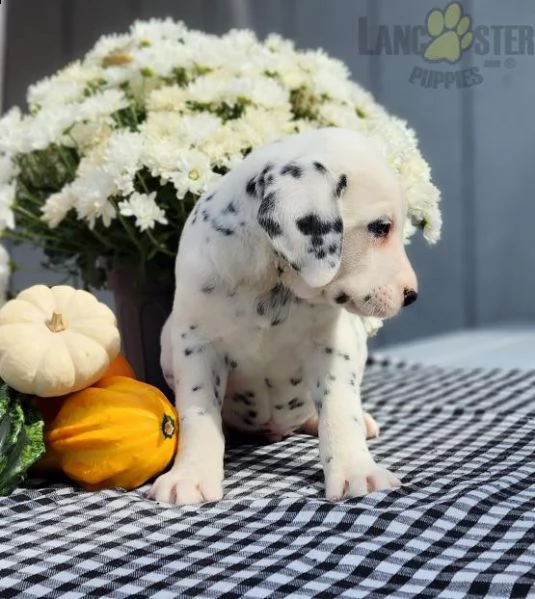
[31,354,138,475]
[44,376,178,490]
[98,354,136,381]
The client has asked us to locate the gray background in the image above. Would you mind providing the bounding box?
[2,0,534,348]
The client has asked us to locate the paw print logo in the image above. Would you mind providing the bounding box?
[424,2,473,64]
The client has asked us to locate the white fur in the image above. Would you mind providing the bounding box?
[149,128,417,505]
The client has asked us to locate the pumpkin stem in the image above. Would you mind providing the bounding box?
[46,312,67,333]
[162,415,176,439]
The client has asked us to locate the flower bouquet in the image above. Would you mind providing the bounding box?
[0,19,440,285]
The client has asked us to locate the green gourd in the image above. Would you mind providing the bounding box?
[0,382,45,495]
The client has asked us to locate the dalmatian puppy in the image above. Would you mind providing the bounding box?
[149,127,418,505]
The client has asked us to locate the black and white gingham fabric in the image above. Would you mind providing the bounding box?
[1,358,534,598]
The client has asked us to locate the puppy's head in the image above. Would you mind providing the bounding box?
[254,131,417,320]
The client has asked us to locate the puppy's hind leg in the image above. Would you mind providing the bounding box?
[148,319,227,505]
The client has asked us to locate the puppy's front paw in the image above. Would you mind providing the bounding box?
[147,464,224,505]
[324,456,400,501]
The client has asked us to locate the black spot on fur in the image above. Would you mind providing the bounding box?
[242,416,255,426]
[313,161,327,174]
[202,209,210,222]
[259,217,282,238]
[290,377,302,386]
[184,348,193,357]
[246,177,257,196]
[328,244,338,255]
[333,218,343,233]
[265,378,273,389]
[275,404,284,410]
[326,456,333,464]
[244,391,255,398]
[290,261,301,272]
[296,213,331,236]
[281,163,303,178]
[230,360,238,369]
[201,283,216,294]
[233,393,251,406]
[205,193,214,202]
[212,221,235,236]
[256,283,294,325]
[248,411,257,419]
[222,201,237,215]
[336,174,348,197]
[189,325,198,331]
[192,385,202,392]
[260,191,276,212]
[289,397,305,410]
[181,333,187,339]
[335,293,350,304]
[325,347,333,354]
[311,235,323,248]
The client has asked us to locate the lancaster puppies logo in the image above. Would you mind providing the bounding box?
[358,2,534,89]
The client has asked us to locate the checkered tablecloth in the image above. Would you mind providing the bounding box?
[1,358,534,598]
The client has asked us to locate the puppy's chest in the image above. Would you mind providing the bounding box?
[214,299,319,436]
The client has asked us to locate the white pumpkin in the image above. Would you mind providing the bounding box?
[0,285,120,397]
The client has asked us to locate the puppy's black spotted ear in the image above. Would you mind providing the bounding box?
[256,160,345,288]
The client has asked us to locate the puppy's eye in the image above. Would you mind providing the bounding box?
[367,220,391,238]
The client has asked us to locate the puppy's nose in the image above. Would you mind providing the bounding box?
[403,289,418,307]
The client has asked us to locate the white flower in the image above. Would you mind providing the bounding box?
[41,185,77,228]
[0,183,16,230]
[0,244,10,307]
[16,106,77,152]
[0,155,17,185]
[147,85,189,112]
[26,60,103,110]
[85,33,134,65]
[74,89,129,123]
[317,102,362,129]
[71,167,117,228]
[130,18,187,43]
[131,40,193,78]
[118,191,168,231]
[141,136,185,181]
[104,130,144,195]
[0,108,23,155]
[169,150,217,199]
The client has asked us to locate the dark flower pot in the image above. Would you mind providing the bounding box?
[106,261,174,398]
